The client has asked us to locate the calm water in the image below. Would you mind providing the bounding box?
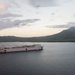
[0,42,75,75]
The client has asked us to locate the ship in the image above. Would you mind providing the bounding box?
[0,44,43,53]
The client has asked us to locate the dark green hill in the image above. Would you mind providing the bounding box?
[0,27,75,42]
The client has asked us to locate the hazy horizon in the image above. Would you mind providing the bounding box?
[0,0,75,37]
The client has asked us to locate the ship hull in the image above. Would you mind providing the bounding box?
[0,44,43,53]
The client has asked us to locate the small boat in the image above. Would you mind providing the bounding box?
[0,44,43,53]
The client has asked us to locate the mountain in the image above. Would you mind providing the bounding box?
[68,27,75,31]
[0,27,75,42]
[42,27,75,42]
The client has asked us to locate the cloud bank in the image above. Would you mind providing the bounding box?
[0,13,22,18]
[47,22,75,28]
[29,0,73,8]
[0,19,40,30]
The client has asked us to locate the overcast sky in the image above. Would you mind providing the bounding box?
[0,0,75,37]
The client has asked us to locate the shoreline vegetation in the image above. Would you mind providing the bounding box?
[0,27,75,42]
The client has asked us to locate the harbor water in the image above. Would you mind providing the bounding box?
[0,42,75,75]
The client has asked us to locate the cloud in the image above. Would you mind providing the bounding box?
[47,22,75,28]
[9,0,20,8]
[73,14,75,17]
[0,1,21,13]
[29,0,58,8]
[51,13,55,16]
[0,3,9,12]
[0,18,40,30]
[64,0,74,3]
[29,0,74,8]
[0,13,22,18]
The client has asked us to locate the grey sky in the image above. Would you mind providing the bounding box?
[0,0,75,37]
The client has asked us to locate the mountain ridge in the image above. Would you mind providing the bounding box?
[0,27,75,42]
